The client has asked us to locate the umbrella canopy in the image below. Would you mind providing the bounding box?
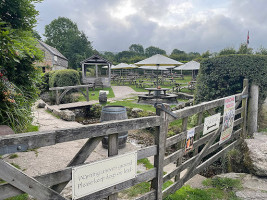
[102,65,116,69]
[139,66,168,71]
[135,54,183,66]
[113,63,137,69]
[174,61,200,70]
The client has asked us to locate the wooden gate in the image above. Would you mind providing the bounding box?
[0,80,249,200]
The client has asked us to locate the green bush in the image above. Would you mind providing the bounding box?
[195,55,267,106]
[49,69,80,88]
[39,71,56,93]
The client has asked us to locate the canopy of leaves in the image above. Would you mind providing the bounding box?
[0,0,42,31]
[145,46,166,57]
[129,44,144,55]
[44,17,94,69]
[195,54,267,106]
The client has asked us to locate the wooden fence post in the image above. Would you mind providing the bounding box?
[247,83,259,137]
[151,104,169,200]
[108,133,119,200]
[241,79,249,138]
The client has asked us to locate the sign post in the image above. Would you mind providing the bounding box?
[72,151,137,199]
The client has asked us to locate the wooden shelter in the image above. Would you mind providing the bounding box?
[80,55,112,87]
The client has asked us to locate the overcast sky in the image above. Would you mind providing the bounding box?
[35,0,267,54]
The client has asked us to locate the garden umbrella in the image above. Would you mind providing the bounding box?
[174,61,200,79]
[135,54,182,87]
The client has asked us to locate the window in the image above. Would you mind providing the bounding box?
[42,67,46,73]
[54,56,57,61]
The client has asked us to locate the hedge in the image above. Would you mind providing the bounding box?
[49,69,80,88]
[195,54,267,106]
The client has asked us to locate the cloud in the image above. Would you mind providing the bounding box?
[35,0,267,54]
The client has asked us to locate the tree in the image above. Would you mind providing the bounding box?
[237,43,253,54]
[129,44,144,55]
[171,49,185,55]
[256,47,267,55]
[0,0,43,132]
[0,0,42,31]
[44,17,94,69]
[32,29,42,40]
[219,47,236,56]
[145,46,166,57]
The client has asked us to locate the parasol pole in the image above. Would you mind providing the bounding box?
[156,64,159,88]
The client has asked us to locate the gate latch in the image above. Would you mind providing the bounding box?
[154,103,178,119]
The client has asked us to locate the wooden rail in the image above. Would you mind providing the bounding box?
[49,84,94,105]
[0,79,250,200]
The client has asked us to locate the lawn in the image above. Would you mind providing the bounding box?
[77,87,115,101]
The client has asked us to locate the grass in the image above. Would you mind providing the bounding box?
[165,177,242,200]
[45,109,60,119]
[5,194,29,200]
[9,154,18,159]
[25,124,39,132]
[78,87,115,101]
[107,100,156,112]
[137,158,154,169]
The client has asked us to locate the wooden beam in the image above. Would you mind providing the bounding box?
[51,137,102,192]
[151,104,169,200]
[0,116,160,155]
[0,146,158,199]
[0,160,66,200]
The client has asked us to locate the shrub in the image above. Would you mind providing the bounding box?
[0,71,33,133]
[195,54,267,107]
[39,71,56,94]
[49,69,80,88]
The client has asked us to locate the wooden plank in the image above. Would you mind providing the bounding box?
[163,139,240,198]
[78,169,156,200]
[169,93,243,122]
[0,116,160,155]
[108,133,119,200]
[174,117,188,181]
[151,104,169,200]
[1,146,158,199]
[194,140,240,175]
[241,79,248,138]
[164,117,243,167]
[194,112,203,156]
[52,137,102,193]
[0,160,66,200]
[135,190,156,200]
[163,129,242,183]
[49,84,93,91]
[182,125,222,182]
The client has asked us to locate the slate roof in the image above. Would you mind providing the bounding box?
[38,40,68,60]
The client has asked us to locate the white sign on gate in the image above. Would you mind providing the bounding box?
[203,113,221,135]
[72,151,137,199]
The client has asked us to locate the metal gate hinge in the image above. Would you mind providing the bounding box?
[154,103,178,118]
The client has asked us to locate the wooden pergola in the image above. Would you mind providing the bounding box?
[80,54,112,87]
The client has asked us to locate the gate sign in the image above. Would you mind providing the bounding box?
[219,95,235,144]
[72,151,137,199]
[203,113,221,135]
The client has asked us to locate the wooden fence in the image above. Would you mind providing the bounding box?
[0,79,249,200]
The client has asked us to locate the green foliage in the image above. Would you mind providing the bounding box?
[145,46,166,57]
[0,73,35,133]
[129,44,144,55]
[0,0,43,133]
[237,43,253,54]
[9,154,19,159]
[165,182,241,200]
[5,194,29,200]
[137,158,154,169]
[39,71,56,93]
[44,17,93,69]
[195,54,267,106]
[202,177,242,190]
[49,69,80,88]
[219,47,236,56]
[0,0,42,31]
